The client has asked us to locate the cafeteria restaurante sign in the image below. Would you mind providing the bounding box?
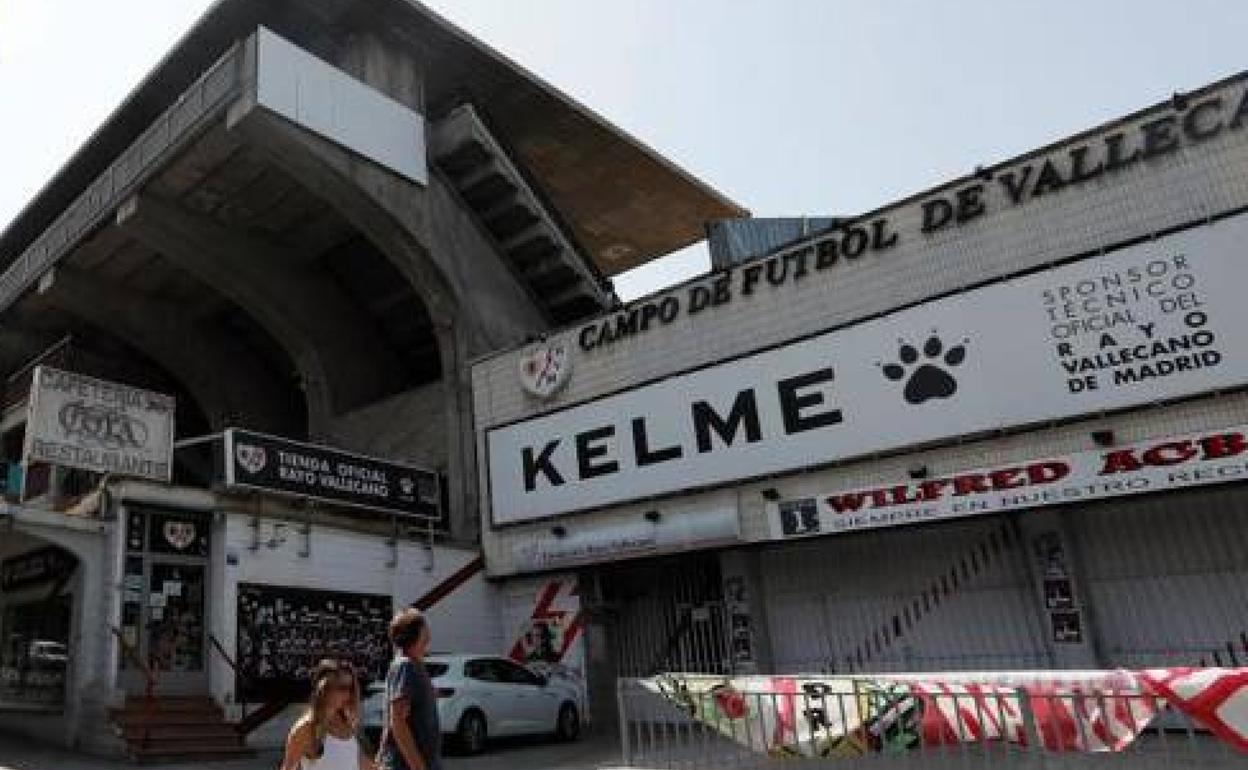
[580,85,1248,353]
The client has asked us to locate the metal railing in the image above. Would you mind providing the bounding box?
[616,677,1245,769]
[207,633,251,725]
[110,625,158,751]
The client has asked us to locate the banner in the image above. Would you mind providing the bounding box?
[223,429,441,519]
[488,215,1248,523]
[643,669,1248,756]
[23,366,175,482]
[770,423,1248,540]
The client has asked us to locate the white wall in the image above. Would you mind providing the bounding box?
[498,574,588,719]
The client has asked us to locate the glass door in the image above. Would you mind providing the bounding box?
[144,562,207,693]
[117,507,211,696]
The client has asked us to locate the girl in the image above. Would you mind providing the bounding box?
[281,659,376,770]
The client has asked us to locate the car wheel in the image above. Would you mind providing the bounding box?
[555,702,580,742]
[457,709,488,755]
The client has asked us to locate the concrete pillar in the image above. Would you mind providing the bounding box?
[1012,510,1105,669]
[336,31,425,112]
[228,95,547,541]
[719,548,775,674]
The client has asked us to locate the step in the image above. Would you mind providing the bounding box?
[125,733,246,749]
[128,745,254,764]
[119,723,241,741]
[122,696,219,710]
[111,710,228,727]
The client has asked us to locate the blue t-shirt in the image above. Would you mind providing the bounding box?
[380,657,442,770]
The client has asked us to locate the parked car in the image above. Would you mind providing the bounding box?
[361,654,582,754]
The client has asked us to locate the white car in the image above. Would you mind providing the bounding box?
[362,654,582,755]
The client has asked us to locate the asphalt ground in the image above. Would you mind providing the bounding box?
[0,729,623,770]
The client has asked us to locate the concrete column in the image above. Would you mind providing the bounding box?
[336,31,425,112]
[719,548,775,674]
[1012,510,1105,669]
[228,102,546,541]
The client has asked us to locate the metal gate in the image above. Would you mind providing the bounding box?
[1069,485,1248,668]
[759,516,1049,674]
[599,553,730,677]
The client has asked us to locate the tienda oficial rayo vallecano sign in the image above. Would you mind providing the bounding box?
[769,425,1248,540]
[487,213,1248,524]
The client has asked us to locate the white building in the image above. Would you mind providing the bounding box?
[473,73,1248,725]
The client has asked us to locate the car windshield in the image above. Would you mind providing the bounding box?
[424,662,449,678]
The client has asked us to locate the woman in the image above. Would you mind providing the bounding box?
[281,659,376,770]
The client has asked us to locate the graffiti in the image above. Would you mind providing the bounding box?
[645,669,1248,756]
[509,579,583,664]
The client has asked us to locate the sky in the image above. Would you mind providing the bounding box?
[2,1,1248,300]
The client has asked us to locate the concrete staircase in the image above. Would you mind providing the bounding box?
[430,104,614,325]
[108,696,253,763]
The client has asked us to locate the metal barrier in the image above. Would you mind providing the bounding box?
[616,677,1245,769]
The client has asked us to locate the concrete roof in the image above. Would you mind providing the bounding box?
[0,0,746,277]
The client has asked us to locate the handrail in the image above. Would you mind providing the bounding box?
[207,633,252,725]
[109,625,156,700]
[109,625,157,753]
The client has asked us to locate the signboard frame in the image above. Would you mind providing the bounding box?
[22,366,176,484]
[767,423,1248,542]
[485,215,1248,525]
[222,428,442,521]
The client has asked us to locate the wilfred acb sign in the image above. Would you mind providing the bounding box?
[24,367,175,482]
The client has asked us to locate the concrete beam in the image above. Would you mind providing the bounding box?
[33,268,301,434]
[227,102,549,542]
[116,192,406,435]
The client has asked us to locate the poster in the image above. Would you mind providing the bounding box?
[235,583,392,700]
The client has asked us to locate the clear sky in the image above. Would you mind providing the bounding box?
[2,1,1247,299]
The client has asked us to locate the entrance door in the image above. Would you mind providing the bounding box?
[118,507,211,696]
[144,561,207,694]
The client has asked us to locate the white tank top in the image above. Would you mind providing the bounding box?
[301,734,358,770]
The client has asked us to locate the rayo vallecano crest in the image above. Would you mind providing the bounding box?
[235,442,268,475]
[518,340,572,400]
[163,520,197,551]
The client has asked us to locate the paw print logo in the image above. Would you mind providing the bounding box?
[880,334,969,405]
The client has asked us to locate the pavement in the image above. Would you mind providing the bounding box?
[0,730,622,770]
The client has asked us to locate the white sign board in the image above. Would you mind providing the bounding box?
[255,27,428,185]
[487,215,1248,524]
[24,367,175,482]
[769,424,1248,540]
[511,497,739,571]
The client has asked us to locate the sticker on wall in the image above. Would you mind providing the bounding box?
[1043,578,1075,610]
[518,340,572,400]
[162,520,197,551]
[1051,610,1084,644]
[509,579,583,665]
[235,442,268,474]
